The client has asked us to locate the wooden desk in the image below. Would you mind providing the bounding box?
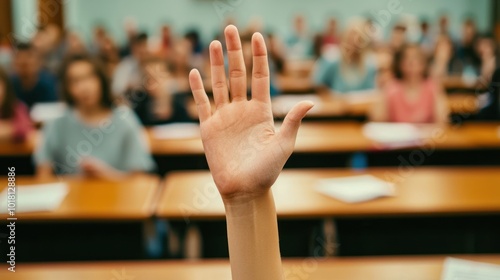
[157,167,500,220]
[148,121,500,156]
[272,93,479,119]
[0,175,160,221]
[0,132,36,156]
[2,255,500,280]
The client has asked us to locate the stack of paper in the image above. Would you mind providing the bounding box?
[315,175,395,203]
[0,183,69,213]
[152,123,200,139]
[363,122,423,148]
[30,102,66,124]
[442,258,500,280]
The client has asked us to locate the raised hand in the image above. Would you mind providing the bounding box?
[189,25,313,201]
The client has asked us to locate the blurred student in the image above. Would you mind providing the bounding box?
[313,20,377,94]
[0,68,32,142]
[370,44,449,123]
[430,35,454,80]
[35,55,155,179]
[322,17,340,47]
[119,17,139,58]
[475,68,500,120]
[389,24,407,53]
[64,31,87,56]
[286,15,313,60]
[418,20,433,55]
[10,43,58,109]
[32,24,65,75]
[128,57,191,126]
[450,19,481,76]
[112,32,150,97]
[477,34,497,83]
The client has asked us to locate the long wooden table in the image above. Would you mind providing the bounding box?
[148,121,500,156]
[2,255,499,280]
[156,167,500,220]
[0,175,160,221]
[2,122,498,159]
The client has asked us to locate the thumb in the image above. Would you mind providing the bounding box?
[279,101,314,144]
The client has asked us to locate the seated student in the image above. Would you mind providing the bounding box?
[112,33,150,97]
[286,15,313,60]
[475,68,500,120]
[127,57,192,126]
[10,43,58,109]
[35,55,155,180]
[189,25,313,280]
[312,19,377,94]
[0,68,32,141]
[370,44,449,123]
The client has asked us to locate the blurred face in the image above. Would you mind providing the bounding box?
[143,61,169,94]
[132,41,149,63]
[463,23,476,44]
[294,17,305,34]
[14,50,40,78]
[401,47,426,79]
[66,61,102,109]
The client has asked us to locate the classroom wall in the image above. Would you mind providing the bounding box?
[12,0,493,45]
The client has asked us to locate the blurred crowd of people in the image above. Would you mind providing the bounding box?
[0,13,499,179]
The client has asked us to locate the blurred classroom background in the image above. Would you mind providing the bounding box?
[1,0,500,279]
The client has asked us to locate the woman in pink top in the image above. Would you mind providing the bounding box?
[371,44,449,123]
[0,68,32,141]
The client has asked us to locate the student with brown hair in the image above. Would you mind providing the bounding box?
[35,55,155,179]
[371,44,449,123]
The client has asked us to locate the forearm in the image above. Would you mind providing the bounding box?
[223,190,283,280]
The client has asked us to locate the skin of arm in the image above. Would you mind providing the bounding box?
[433,83,450,124]
[369,90,389,122]
[188,25,313,280]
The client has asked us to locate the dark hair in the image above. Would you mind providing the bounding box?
[0,67,16,119]
[131,32,148,46]
[15,42,34,52]
[392,44,428,80]
[59,54,114,108]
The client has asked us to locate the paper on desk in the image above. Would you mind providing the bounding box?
[152,123,200,139]
[0,183,69,213]
[442,258,500,280]
[363,122,424,148]
[273,95,322,114]
[30,102,66,124]
[315,175,395,203]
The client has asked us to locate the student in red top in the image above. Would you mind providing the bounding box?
[0,67,32,141]
[370,44,449,123]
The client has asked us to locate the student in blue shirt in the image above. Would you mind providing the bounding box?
[312,20,377,94]
[35,54,155,179]
[10,43,58,109]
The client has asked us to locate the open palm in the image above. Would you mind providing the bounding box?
[189,25,313,200]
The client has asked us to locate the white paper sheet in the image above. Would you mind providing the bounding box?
[363,122,424,147]
[442,258,500,280]
[152,123,200,139]
[315,175,395,203]
[272,95,322,114]
[30,102,66,124]
[0,183,69,213]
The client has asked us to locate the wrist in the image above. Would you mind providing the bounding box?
[223,190,275,218]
